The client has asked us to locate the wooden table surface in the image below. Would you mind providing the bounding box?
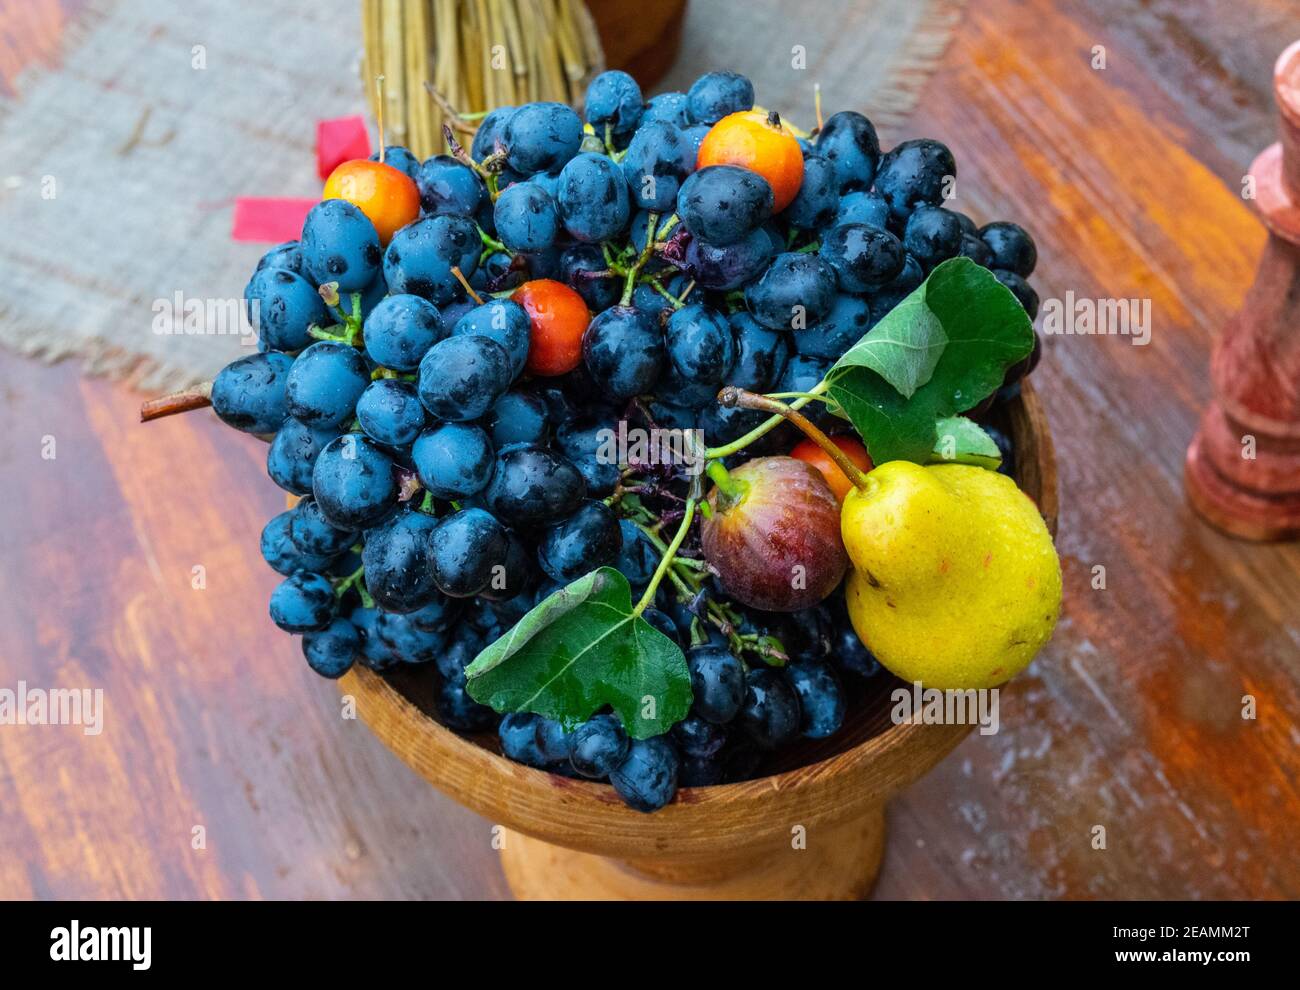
[2,0,1299,900]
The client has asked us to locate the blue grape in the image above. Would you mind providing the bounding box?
[584,70,643,135]
[794,293,873,359]
[254,240,306,277]
[493,180,559,252]
[665,303,735,391]
[642,91,690,128]
[269,571,336,633]
[610,737,679,812]
[813,110,881,192]
[383,214,480,305]
[471,105,515,161]
[334,270,388,327]
[376,609,447,663]
[302,618,359,678]
[903,204,963,271]
[680,226,774,290]
[362,507,442,613]
[555,417,621,496]
[784,662,845,739]
[267,417,342,496]
[784,154,838,229]
[774,353,835,430]
[537,499,622,582]
[285,341,371,429]
[289,496,357,556]
[560,243,620,311]
[738,667,801,749]
[677,165,773,245]
[363,293,445,372]
[211,351,293,435]
[835,189,890,228]
[450,299,531,378]
[411,421,495,499]
[959,233,994,267]
[685,71,753,125]
[820,223,906,293]
[484,445,586,527]
[311,434,399,530]
[437,669,498,731]
[245,267,327,352]
[415,154,486,216]
[484,389,551,449]
[671,714,728,758]
[557,152,630,242]
[499,712,547,766]
[301,198,382,292]
[350,606,397,670]
[621,121,695,212]
[569,713,630,778]
[479,528,536,603]
[370,145,420,179]
[535,718,573,763]
[417,334,512,422]
[582,305,664,399]
[430,508,509,597]
[355,379,426,447]
[744,252,837,330]
[873,138,956,221]
[260,510,336,576]
[979,221,1037,276]
[993,269,1039,318]
[727,311,790,391]
[616,519,658,587]
[687,644,745,724]
[503,101,583,174]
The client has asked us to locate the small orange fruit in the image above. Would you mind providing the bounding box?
[512,279,591,377]
[790,435,873,502]
[322,159,420,245]
[697,110,805,212]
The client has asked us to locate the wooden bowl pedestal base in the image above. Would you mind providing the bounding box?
[500,806,886,900]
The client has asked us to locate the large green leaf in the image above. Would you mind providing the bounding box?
[825,258,1033,463]
[464,567,691,739]
[834,291,946,399]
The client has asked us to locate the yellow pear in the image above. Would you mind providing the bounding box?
[841,461,1061,689]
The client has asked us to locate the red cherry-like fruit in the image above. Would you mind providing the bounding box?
[701,456,848,612]
[513,279,591,377]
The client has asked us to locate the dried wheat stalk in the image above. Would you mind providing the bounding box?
[360,0,604,160]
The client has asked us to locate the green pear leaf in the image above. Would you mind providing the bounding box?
[464,567,691,739]
[833,292,947,398]
[929,416,1002,469]
[825,258,1033,463]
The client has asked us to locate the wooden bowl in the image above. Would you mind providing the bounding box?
[339,383,1057,900]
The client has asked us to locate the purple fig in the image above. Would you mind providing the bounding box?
[701,456,848,612]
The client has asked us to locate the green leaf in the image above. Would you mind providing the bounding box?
[464,567,692,739]
[833,292,947,398]
[825,258,1033,463]
[929,416,1002,469]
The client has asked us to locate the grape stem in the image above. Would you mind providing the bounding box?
[633,495,696,616]
[424,82,478,136]
[334,564,366,598]
[718,386,872,491]
[701,378,830,459]
[450,266,484,305]
[140,381,213,422]
[619,212,660,306]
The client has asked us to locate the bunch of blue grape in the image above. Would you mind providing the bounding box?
[214,68,1041,813]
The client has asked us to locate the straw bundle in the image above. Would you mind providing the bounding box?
[361,0,604,159]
